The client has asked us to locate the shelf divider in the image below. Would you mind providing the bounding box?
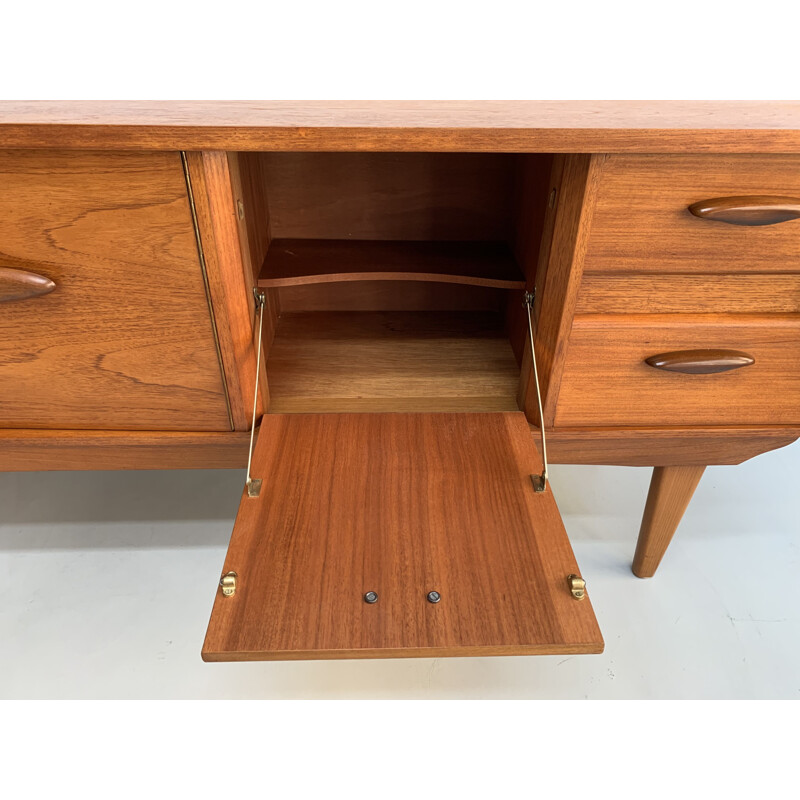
[258,239,526,290]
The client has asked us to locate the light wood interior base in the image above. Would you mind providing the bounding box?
[266,311,521,414]
[633,465,706,578]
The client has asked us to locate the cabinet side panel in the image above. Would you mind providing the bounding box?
[519,154,606,426]
[185,151,268,428]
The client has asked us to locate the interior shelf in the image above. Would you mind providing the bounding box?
[258,239,526,290]
[266,311,521,414]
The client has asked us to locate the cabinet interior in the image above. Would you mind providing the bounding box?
[236,151,552,414]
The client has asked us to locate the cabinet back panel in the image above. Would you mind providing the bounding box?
[277,280,504,312]
[258,153,517,241]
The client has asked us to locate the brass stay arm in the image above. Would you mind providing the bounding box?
[245,289,265,498]
[524,291,548,493]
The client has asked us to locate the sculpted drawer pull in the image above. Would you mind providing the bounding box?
[688,196,800,226]
[645,349,755,374]
[0,266,56,303]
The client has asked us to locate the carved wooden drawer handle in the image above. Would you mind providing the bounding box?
[645,349,755,374]
[0,266,56,303]
[688,196,800,226]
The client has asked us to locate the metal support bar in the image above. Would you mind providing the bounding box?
[245,289,265,498]
[524,291,548,493]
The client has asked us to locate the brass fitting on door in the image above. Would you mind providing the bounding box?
[220,572,238,597]
[567,574,586,600]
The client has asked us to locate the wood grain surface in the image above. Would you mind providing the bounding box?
[266,311,520,413]
[1,423,796,471]
[556,314,800,427]
[576,273,800,314]
[0,150,231,430]
[226,152,277,413]
[583,155,800,273]
[202,412,603,660]
[183,151,263,429]
[519,155,606,426]
[0,429,250,471]
[258,239,524,289]
[2,101,800,152]
[278,280,503,313]
[507,155,554,364]
[258,152,516,240]
[633,466,706,578]
[545,426,800,466]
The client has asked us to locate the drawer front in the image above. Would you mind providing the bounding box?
[555,315,800,427]
[583,155,800,273]
[0,150,231,431]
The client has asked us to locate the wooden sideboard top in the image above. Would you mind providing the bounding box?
[2,101,800,152]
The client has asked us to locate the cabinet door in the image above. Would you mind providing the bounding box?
[203,412,602,661]
[0,150,231,431]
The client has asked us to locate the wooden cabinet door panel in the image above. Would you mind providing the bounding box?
[0,150,231,430]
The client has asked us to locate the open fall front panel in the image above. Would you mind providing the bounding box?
[203,412,603,661]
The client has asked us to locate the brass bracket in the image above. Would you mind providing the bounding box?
[524,290,548,493]
[567,574,586,600]
[530,474,546,493]
[220,571,238,597]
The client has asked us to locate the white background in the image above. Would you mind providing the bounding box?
[1,0,798,794]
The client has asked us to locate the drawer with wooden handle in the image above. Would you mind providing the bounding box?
[582,155,800,274]
[555,314,800,427]
[0,150,231,431]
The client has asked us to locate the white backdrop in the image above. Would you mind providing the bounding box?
[1,2,799,790]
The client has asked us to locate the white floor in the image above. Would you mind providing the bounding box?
[1,441,798,699]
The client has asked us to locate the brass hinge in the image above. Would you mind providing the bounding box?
[567,574,586,600]
[220,571,238,597]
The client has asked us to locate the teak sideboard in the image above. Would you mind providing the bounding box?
[2,101,800,661]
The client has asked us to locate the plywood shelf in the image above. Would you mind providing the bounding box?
[257,239,526,290]
[266,311,521,414]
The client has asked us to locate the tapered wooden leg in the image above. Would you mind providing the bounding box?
[632,466,706,578]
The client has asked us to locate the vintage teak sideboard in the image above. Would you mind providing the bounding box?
[2,101,799,661]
